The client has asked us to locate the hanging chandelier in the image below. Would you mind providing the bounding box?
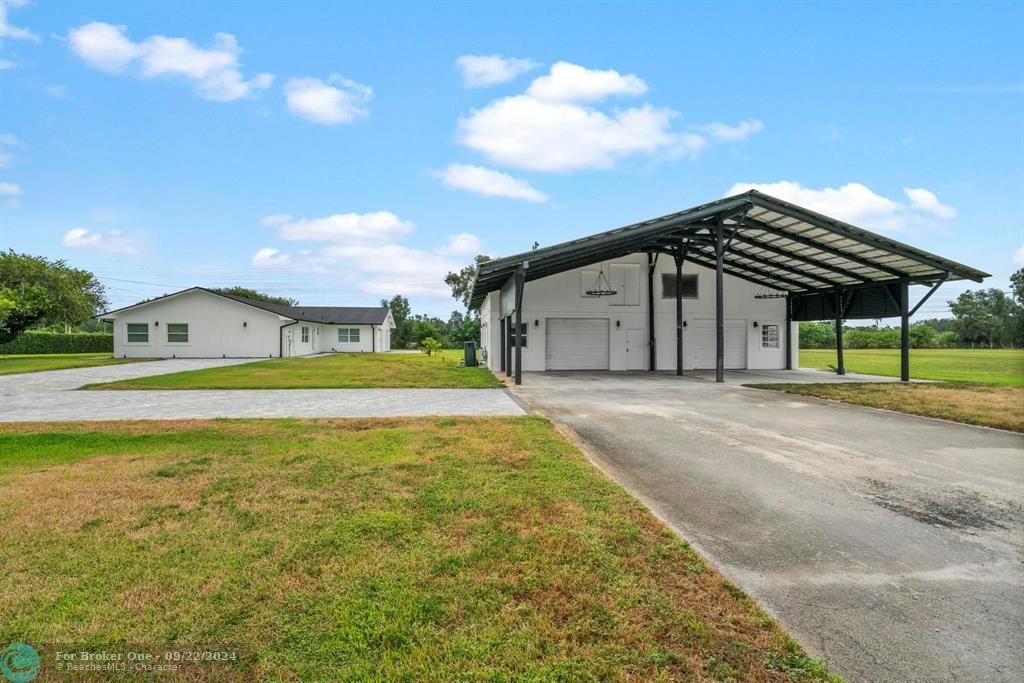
[585,267,618,297]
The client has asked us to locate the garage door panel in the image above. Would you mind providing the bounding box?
[546,318,609,370]
[692,319,746,369]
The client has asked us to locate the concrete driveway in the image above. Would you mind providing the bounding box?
[512,371,1024,683]
[0,359,524,421]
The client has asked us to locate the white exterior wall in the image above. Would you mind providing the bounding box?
[482,253,794,372]
[110,289,288,359]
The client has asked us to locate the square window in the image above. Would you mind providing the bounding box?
[126,323,148,343]
[661,274,698,299]
[761,324,780,349]
[301,326,310,343]
[337,328,360,343]
[510,322,528,348]
[167,323,189,343]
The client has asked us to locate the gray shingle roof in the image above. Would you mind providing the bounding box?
[101,287,391,325]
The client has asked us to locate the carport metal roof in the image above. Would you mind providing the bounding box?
[469,190,989,309]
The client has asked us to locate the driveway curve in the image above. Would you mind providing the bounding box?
[513,371,1024,683]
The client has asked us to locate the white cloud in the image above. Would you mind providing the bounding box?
[435,163,548,202]
[260,213,292,226]
[459,95,692,172]
[43,84,67,98]
[0,0,38,43]
[700,119,764,142]
[525,61,647,103]
[252,247,290,267]
[0,133,19,146]
[269,211,413,243]
[726,180,959,232]
[456,54,537,88]
[1013,244,1024,267]
[0,132,19,168]
[0,59,16,70]
[437,232,484,256]
[68,22,273,101]
[456,61,757,172]
[903,187,957,220]
[284,75,371,125]
[61,227,139,254]
[0,180,21,195]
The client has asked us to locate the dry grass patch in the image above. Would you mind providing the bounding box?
[747,382,1024,432]
[0,418,836,681]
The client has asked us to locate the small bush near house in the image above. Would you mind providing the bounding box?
[419,337,442,356]
[0,331,113,354]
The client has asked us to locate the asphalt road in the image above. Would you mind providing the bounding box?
[513,370,1024,683]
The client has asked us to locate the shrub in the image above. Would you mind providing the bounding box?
[419,337,442,356]
[0,331,113,354]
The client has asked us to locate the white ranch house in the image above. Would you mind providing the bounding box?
[100,287,395,359]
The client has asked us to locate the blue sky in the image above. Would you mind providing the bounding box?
[1,0,1021,318]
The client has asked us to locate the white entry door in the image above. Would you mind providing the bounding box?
[692,319,747,369]
[625,329,645,370]
[545,318,609,370]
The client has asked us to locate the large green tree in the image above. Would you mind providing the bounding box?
[948,288,1019,347]
[0,251,108,343]
[444,255,491,311]
[381,294,412,346]
[212,287,298,306]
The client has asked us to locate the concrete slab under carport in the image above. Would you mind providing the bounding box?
[511,371,1024,683]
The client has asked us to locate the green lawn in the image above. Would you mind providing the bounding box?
[748,383,1024,432]
[799,348,1024,386]
[0,352,152,376]
[0,417,834,681]
[87,350,502,390]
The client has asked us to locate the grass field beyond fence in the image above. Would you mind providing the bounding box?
[87,350,501,390]
[800,348,1024,386]
[0,417,834,681]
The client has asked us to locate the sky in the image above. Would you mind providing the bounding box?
[1,0,1022,319]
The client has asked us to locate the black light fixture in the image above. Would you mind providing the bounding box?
[753,321,759,328]
[154,321,159,326]
[534,319,539,327]
[616,320,621,328]
[243,321,247,327]
[682,320,688,327]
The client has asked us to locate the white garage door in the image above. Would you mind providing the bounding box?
[692,319,747,369]
[545,318,609,370]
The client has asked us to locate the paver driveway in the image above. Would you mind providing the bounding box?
[0,359,524,421]
[513,371,1024,683]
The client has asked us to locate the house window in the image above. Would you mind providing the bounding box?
[167,323,189,343]
[661,274,698,299]
[761,324,780,349]
[126,323,148,343]
[301,326,310,343]
[510,322,528,347]
[337,328,360,343]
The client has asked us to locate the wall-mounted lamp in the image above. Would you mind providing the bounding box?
[534,319,539,327]
[154,321,159,326]
[616,320,621,328]
[752,321,759,328]
[243,321,247,327]
[682,320,688,327]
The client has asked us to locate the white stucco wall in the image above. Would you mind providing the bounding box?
[108,289,288,358]
[481,253,796,372]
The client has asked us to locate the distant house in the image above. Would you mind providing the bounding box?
[99,287,395,358]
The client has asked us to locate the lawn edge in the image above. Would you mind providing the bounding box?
[509,390,838,676]
[743,383,1024,435]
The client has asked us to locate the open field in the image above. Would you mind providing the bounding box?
[748,382,1024,432]
[0,352,152,375]
[0,417,833,681]
[86,350,502,390]
[799,348,1024,386]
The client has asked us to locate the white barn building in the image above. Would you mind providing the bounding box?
[471,190,988,383]
[100,287,395,359]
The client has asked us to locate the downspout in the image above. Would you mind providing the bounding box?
[279,320,299,358]
[371,324,376,352]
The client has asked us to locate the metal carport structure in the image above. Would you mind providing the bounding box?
[469,190,989,384]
